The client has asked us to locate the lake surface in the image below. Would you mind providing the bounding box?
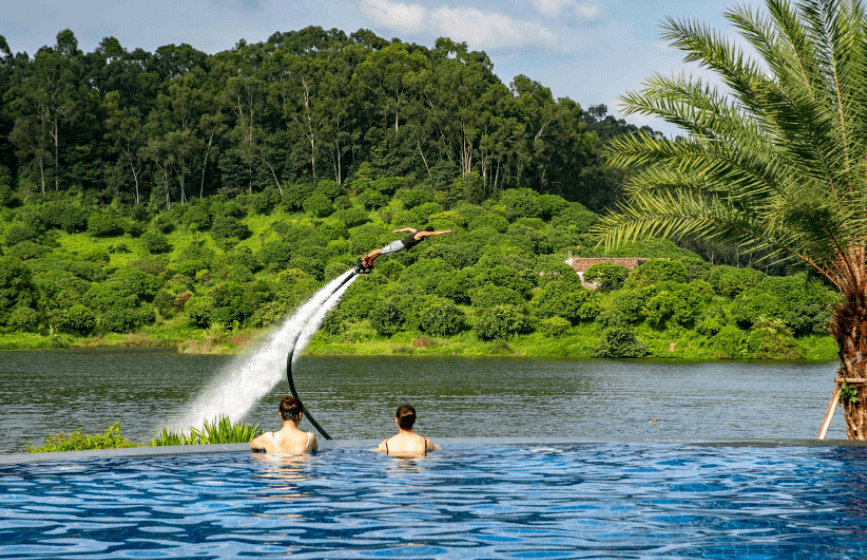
[0,350,847,453]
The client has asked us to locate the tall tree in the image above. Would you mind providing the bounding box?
[7,30,81,193]
[595,0,867,439]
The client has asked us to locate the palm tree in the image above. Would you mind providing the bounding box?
[595,0,867,439]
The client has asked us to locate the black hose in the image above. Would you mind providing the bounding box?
[285,269,357,440]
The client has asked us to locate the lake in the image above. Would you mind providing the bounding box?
[0,349,847,453]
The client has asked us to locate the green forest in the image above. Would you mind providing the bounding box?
[0,28,840,360]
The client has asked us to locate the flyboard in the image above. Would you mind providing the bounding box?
[285,267,364,440]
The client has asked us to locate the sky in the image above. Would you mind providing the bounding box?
[2,0,764,137]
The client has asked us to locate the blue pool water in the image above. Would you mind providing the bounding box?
[1,443,867,559]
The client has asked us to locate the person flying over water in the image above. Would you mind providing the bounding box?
[355,226,452,273]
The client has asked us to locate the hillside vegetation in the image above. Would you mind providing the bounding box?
[0,185,838,360]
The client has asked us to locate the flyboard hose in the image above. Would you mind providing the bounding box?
[285,270,359,440]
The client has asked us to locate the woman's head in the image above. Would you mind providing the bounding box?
[423,225,434,232]
[280,395,303,422]
[395,404,416,430]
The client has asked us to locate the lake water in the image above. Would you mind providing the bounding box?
[0,350,847,453]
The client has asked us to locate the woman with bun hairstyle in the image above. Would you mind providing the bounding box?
[377,404,437,457]
[250,395,318,454]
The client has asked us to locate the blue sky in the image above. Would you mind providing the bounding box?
[2,0,764,136]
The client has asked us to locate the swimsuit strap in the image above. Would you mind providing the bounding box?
[305,432,311,452]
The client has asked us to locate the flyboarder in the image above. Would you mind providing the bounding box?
[355,226,452,274]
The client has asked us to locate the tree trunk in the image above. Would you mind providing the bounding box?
[830,285,867,439]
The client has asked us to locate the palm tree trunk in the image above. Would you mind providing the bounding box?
[830,284,867,439]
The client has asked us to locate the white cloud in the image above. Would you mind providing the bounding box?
[430,6,557,51]
[359,0,428,33]
[572,2,603,23]
[531,0,571,18]
[360,0,558,51]
[531,0,604,24]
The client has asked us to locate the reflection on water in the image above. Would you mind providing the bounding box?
[0,349,845,453]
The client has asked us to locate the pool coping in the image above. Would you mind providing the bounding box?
[2,436,866,466]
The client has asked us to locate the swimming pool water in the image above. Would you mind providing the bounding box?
[1,443,866,559]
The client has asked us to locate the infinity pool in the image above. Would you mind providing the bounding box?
[1,443,866,559]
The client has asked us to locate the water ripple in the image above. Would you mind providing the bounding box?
[1,445,866,558]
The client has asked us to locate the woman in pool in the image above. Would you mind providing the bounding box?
[250,395,318,454]
[377,404,438,457]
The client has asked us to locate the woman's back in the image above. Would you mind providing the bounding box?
[268,429,313,454]
[380,432,433,458]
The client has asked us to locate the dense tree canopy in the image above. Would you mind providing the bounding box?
[0,27,655,213]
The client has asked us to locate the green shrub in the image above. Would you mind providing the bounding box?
[209,282,254,326]
[419,301,466,336]
[8,306,39,331]
[259,240,293,272]
[549,203,597,234]
[302,192,334,217]
[4,223,40,246]
[151,212,176,234]
[707,265,764,298]
[153,290,176,317]
[211,215,251,241]
[584,262,629,291]
[0,257,37,323]
[87,211,123,236]
[540,316,571,338]
[713,324,748,358]
[506,224,553,255]
[476,265,535,297]
[100,307,155,333]
[370,176,403,196]
[369,300,405,336]
[43,201,90,232]
[532,282,600,325]
[626,259,687,288]
[5,240,51,261]
[186,298,212,328]
[746,316,800,359]
[333,206,370,228]
[413,202,443,223]
[141,230,172,254]
[314,179,344,200]
[643,280,714,328]
[475,305,532,340]
[592,327,651,358]
[396,188,435,209]
[731,274,836,336]
[282,182,315,211]
[358,188,389,210]
[470,285,525,308]
[56,304,97,335]
[27,422,138,452]
[181,201,212,229]
[538,194,569,220]
[499,188,542,220]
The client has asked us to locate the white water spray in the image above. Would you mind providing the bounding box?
[166,269,358,432]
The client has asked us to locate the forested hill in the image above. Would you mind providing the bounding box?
[0,27,653,212]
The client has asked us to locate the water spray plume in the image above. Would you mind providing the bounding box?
[167,269,357,433]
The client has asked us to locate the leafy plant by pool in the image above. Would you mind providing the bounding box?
[150,416,261,446]
[25,417,261,452]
